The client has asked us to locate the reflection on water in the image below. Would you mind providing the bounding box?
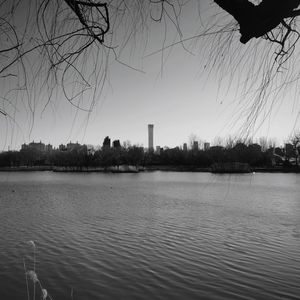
[0,171,299,299]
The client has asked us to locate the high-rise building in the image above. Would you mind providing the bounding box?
[113,140,121,148]
[193,141,199,151]
[183,143,188,152]
[28,141,46,152]
[156,146,161,155]
[148,124,154,151]
[67,141,81,151]
[103,136,111,149]
[204,142,210,151]
[45,144,53,152]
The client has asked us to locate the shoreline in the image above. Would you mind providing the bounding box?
[0,165,300,173]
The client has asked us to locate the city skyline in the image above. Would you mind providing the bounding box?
[3,132,299,171]
[10,127,296,152]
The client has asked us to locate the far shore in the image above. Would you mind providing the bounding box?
[0,165,300,173]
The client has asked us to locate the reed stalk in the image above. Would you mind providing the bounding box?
[25,241,53,300]
[23,259,30,300]
[28,241,36,300]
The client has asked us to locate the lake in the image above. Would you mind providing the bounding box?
[0,171,299,299]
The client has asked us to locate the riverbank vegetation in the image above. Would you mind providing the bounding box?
[1,136,299,171]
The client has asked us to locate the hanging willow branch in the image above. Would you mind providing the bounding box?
[64,0,109,43]
[1,0,300,139]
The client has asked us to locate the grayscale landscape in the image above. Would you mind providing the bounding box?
[0,1,300,299]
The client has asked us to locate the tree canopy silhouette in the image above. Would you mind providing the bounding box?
[215,0,300,43]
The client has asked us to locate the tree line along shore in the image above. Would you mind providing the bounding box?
[1,139,299,173]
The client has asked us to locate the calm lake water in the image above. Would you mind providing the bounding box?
[0,171,299,300]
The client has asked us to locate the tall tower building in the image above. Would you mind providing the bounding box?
[204,142,210,151]
[193,141,199,151]
[102,136,111,149]
[148,124,154,151]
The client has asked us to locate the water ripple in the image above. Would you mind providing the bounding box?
[0,172,300,299]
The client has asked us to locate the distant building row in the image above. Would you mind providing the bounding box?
[21,141,53,152]
[182,142,211,151]
[21,141,87,153]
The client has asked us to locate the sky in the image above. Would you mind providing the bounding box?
[1,0,300,150]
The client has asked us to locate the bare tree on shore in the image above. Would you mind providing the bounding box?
[290,131,300,165]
